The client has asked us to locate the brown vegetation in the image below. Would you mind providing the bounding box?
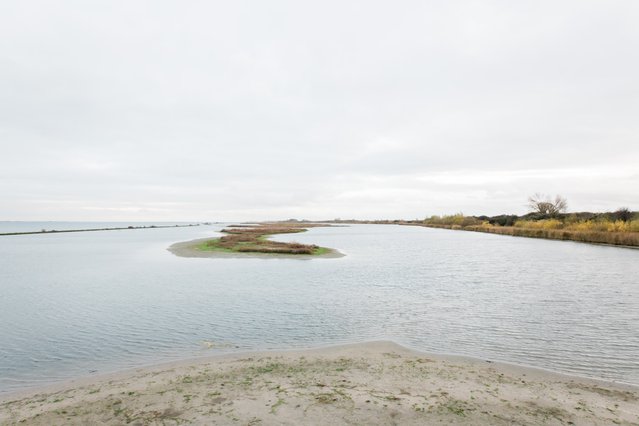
[201,223,329,255]
[464,224,639,247]
[419,213,639,247]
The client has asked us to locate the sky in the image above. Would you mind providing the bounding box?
[1,1,638,221]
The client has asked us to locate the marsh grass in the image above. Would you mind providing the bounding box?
[464,224,639,246]
[422,214,639,247]
[197,224,332,255]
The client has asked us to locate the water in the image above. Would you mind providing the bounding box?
[0,221,198,234]
[0,223,638,393]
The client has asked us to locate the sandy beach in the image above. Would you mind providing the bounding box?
[1,341,637,425]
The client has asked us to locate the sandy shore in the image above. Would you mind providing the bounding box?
[167,237,345,259]
[1,342,637,425]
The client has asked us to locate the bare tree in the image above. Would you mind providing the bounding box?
[527,193,568,216]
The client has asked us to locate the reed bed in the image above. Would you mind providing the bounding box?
[424,224,639,247]
[419,213,639,247]
[450,224,639,247]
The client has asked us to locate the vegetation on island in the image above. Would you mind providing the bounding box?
[197,223,333,255]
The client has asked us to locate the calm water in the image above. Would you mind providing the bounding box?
[1,223,638,393]
[0,221,197,234]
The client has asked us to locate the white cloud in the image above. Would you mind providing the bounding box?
[1,1,638,221]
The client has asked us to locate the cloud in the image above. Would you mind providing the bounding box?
[1,1,638,220]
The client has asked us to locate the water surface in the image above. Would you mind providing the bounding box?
[1,223,637,393]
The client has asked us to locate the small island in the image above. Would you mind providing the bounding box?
[168,223,344,259]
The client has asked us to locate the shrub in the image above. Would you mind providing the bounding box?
[612,207,633,222]
[487,215,518,227]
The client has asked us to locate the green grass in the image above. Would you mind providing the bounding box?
[312,246,331,255]
[196,238,235,253]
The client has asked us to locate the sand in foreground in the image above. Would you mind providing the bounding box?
[1,342,637,425]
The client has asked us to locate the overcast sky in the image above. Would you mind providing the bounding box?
[1,1,638,221]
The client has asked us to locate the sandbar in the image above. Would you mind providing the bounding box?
[1,341,637,425]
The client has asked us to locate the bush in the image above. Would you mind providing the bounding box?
[487,215,518,227]
[612,207,633,222]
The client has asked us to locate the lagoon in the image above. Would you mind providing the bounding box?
[0,223,638,394]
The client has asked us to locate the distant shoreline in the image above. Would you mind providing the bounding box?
[326,220,639,249]
[1,341,636,425]
[0,224,201,237]
[418,223,639,249]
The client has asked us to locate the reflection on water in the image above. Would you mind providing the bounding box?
[0,223,638,393]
